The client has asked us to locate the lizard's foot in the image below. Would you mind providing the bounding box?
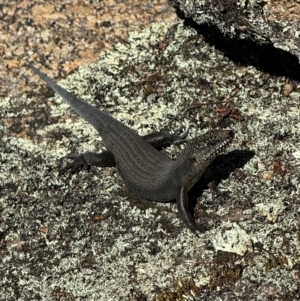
[173,125,190,145]
[59,154,90,175]
[207,180,228,199]
[187,221,208,235]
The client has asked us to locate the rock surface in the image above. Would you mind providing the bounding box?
[170,0,300,60]
[2,21,300,300]
[0,0,176,98]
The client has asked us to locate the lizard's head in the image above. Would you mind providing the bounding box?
[193,130,234,165]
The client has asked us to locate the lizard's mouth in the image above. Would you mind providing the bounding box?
[195,130,234,164]
[221,130,234,149]
[227,130,234,141]
[208,129,233,146]
[213,130,234,155]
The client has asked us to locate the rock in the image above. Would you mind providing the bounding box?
[169,0,300,61]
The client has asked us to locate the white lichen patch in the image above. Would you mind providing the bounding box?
[2,19,300,301]
[212,223,256,256]
[256,200,285,223]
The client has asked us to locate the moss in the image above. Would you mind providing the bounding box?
[264,254,289,271]
[152,263,243,301]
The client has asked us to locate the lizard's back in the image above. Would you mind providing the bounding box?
[30,65,178,201]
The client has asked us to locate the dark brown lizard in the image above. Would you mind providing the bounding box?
[30,63,234,232]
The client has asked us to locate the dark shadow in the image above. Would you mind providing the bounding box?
[212,149,255,185]
[188,149,255,210]
[175,9,300,80]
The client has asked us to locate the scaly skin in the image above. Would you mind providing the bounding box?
[30,63,234,232]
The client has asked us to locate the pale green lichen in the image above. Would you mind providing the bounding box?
[1,19,300,300]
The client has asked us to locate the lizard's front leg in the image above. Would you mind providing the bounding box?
[201,166,227,199]
[59,150,116,175]
[144,126,189,148]
[59,127,189,175]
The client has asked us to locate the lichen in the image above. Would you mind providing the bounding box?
[2,19,300,300]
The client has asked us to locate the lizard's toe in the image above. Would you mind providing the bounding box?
[59,154,90,175]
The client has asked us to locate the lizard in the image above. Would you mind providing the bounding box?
[30,63,234,233]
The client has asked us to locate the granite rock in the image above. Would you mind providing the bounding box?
[169,0,300,61]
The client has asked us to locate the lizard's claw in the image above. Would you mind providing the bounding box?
[59,154,90,175]
[207,180,225,198]
[187,221,209,236]
[173,125,190,145]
